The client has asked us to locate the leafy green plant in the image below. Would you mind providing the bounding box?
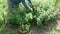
[19,24,30,31]
[0,0,58,33]
[32,0,58,26]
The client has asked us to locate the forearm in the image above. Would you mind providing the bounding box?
[21,0,30,9]
[28,0,32,3]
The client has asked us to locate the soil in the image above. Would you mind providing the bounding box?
[1,3,60,34]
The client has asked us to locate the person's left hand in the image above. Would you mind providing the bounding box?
[30,3,34,8]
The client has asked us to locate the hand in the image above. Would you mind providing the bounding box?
[28,8,33,12]
[31,3,34,8]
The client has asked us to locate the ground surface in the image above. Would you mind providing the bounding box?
[1,3,60,34]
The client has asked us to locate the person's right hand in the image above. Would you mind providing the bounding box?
[28,8,33,12]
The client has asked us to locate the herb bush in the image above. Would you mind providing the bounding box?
[0,0,59,34]
[0,0,58,28]
[33,0,58,26]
